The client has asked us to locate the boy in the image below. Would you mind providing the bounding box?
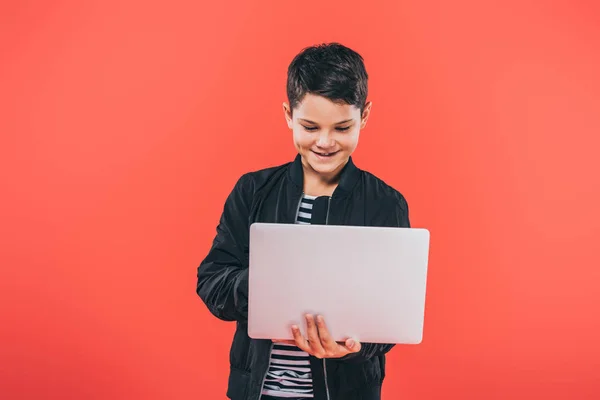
[197,42,410,400]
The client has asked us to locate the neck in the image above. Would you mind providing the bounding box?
[301,159,348,197]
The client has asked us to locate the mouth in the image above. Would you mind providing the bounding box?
[311,150,339,158]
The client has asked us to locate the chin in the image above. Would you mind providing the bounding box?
[310,164,336,174]
[308,157,344,174]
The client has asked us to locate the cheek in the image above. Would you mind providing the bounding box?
[340,132,360,151]
[293,129,313,148]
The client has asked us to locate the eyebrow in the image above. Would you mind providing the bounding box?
[299,118,354,125]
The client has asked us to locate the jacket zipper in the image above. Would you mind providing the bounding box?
[295,193,304,221]
[323,359,331,400]
[323,196,332,400]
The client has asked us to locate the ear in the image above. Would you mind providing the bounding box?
[283,102,293,129]
[360,101,372,129]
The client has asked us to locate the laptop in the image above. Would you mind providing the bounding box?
[247,223,430,345]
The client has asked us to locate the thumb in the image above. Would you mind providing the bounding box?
[345,338,361,353]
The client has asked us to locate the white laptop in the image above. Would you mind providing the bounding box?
[247,223,430,345]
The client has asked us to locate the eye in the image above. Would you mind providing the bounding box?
[336,126,351,132]
[302,125,318,131]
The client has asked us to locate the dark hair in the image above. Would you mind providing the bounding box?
[286,42,368,113]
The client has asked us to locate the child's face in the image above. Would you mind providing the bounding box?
[284,93,371,180]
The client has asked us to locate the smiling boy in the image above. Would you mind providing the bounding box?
[197,42,410,400]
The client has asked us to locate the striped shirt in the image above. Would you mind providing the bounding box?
[260,194,316,399]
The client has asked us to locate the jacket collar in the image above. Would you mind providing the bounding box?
[288,153,361,198]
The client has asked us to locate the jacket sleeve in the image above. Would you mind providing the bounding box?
[338,192,410,363]
[196,173,253,322]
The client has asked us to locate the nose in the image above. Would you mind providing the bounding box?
[316,130,335,148]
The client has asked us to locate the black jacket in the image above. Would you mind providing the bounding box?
[196,154,410,400]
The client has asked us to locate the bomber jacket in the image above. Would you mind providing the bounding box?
[196,154,410,400]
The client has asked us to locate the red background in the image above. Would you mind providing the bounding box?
[1,1,600,399]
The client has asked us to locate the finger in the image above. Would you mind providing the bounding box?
[343,338,362,353]
[305,314,326,358]
[291,325,311,353]
[315,315,339,357]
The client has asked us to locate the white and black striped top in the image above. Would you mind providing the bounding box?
[260,194,316,399]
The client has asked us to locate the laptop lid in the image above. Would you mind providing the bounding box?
[247,223,430,344]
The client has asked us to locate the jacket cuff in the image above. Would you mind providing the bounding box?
[338,343,394,363]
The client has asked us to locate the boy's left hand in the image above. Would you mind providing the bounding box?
[272,314,361,359]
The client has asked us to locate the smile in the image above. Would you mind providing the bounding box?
[312,150,339,157]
